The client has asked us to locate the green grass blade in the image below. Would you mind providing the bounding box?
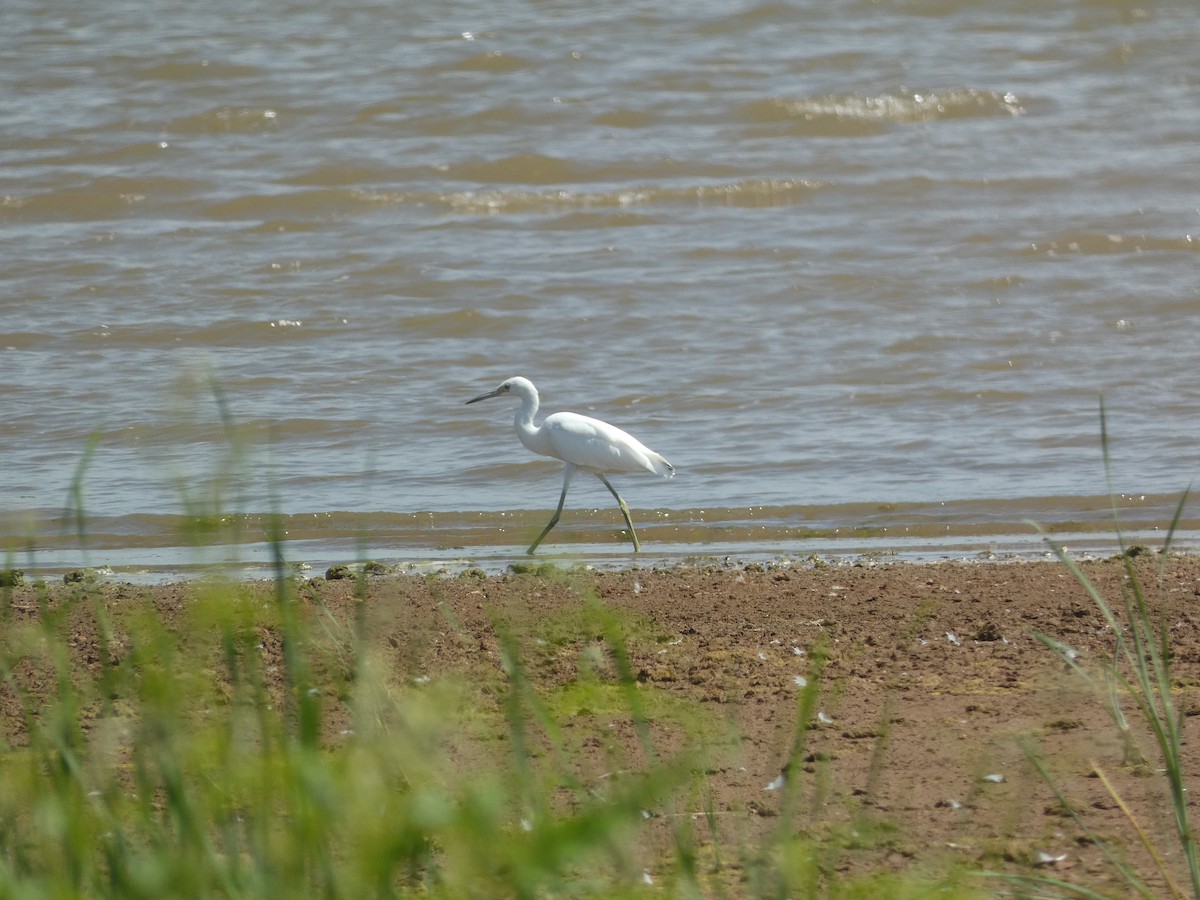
[1019,740,1155,898]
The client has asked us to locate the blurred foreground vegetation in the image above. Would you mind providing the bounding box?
[0,548,1196,898]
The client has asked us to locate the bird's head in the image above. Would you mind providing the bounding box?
[466,376,536,405]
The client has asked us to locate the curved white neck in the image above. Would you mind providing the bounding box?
[513,387,540,447]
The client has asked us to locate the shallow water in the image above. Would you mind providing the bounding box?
[3,1,1199,573]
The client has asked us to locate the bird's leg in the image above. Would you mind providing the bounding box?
[598,474,641,553]
[528,465,575,555]
[527,494,564,555]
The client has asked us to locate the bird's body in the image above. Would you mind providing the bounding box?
[517,410,673,478]
[466,376,673,554]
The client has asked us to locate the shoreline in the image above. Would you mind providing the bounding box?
[6,488,1196,582]
[7,530,1191,588]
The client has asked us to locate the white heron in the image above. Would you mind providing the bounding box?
[466,376,674,554]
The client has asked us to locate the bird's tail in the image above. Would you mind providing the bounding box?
[647,452,675,478]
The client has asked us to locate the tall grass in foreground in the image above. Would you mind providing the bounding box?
[1017,402,1199,899]
[0,571,702,898]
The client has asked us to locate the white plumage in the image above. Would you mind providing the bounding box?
[466,376,674,554]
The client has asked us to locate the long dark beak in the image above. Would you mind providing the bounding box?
[466,386,504,405]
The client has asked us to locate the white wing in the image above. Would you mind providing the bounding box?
[540,412,673,477]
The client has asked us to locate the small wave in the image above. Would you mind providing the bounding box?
[405,104,551,136]
[0,332,44,350]
[2,177,197,221]
[102,415,372,451]
[446,153,585,186]
[431,50,533,74]
[698,1,800,31]
[49,317,352,351]
[284,163,409,188]
[541,210,663,229]
[134,59,266,82]
[1024,232,1199,256]
[205,189,366,220]
[393,308,518,339]
[590,109,659,128]
[428,178,822,214]
[242,219,328,233]
[742,89,1024,134]
[433,153,748,187]
[165,106,282,135]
